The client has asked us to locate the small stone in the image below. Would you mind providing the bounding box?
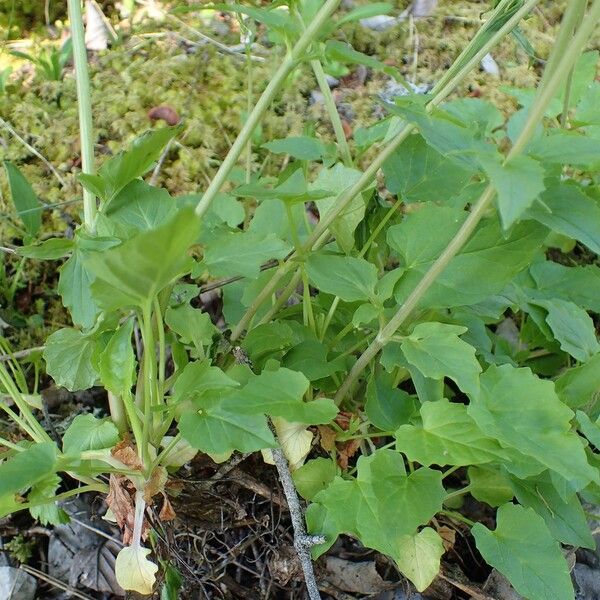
[360,15,398,32]
[481,53,501,76]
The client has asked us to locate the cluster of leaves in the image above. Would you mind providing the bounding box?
[2,0,600,597]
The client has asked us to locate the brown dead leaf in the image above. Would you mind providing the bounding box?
[337,439,361,470]
[317,425,337,452]
[106,475,135,545]
[159,495,176,522]
[111,439,143,471]
[144,466,168,503]
[438,525,456,551]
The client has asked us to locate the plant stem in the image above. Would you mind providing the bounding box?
[230,0,541,341]
[270,426,325,600]
[107,391,127,435]
[67,0,96,230]
[0,436,24,451]
[153,297,166,397]
[310,59,352,167]
[15,484,106,514]
[333,0,600,404]
[140,304,156,469]
[194,0,341,219]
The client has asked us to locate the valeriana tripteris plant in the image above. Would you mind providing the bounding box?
[2,0,600,598]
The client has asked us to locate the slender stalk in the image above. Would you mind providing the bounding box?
[231,0,541,341]
[194,0,341,219]
[0,436,25,451]
[334,0,600,404]
[310,59,353,167]
[67,0,96,229]
[107,391,127,435]
[270,430,325,600]
[140,304,156,469]
[13,484,106,514]
[153,297,166,396]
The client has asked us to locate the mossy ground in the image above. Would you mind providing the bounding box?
[0,1,568,351]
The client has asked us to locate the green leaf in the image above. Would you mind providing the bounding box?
[388,203,547,309]
[98,320,136,397]
[241,321,296,365]
[204,231,290,279]
[509,471,595,548]
[293,457,337,500]
[576,410,600,448]
[468,365,597,483]
[384,98,490,170]
[533,299,599,362]
[467,466,513,507]
[62,414,120,454]
[86,207,200,310]
[28,475,69,526]
[527,182,600,255]
[401,322,481,397]
[3,160,41,236]
[396,399,508,467]
[306,253,378,302]
[44,328,99,391]
[171,360,239,407]
[395,528,444,592]
[262,136,329,161]
[472,503,575,600]
[555,353,600,409]
[0,443,57,497]
[235,170,331,204]
[528,131,600,167]
[312,163,368,253]
[479,154,546,229]
[57,232,119,329]
[444,98,504,137]
[365,372,416,431]
[99,180,177,240]
[96,126,182,202]
[326,40,406,82]
[229,368,338,424]
[336,2,392,25]
[179,394,276,455]
[314,450,445,568]
[165,304,217,354]
[530,261,600,314]
[383,134,472,203]
[17,238,73,259]
[282,340,343,381]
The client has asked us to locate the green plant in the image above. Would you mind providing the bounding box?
[2,0,600,598]
[11,38,73,82]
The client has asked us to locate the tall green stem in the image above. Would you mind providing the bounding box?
[311,59,353,166]
[333,0,600,404]
[194,0,341,219]
[230,0,541,341]
[67,0,96,230]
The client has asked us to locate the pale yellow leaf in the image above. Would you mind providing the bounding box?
[115,546,158,595]
[395,527,444,592]
[274,417,313,470]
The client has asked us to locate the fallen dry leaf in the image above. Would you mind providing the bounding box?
[111,439,143,471]
[106,475,135,545]
[337,439,361,470]
[158,495,176,521]
[317,425,337,452]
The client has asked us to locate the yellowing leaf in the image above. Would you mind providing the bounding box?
[395,528,444,592]
[160,436,197,468]
[115,546,158,595]
[274,417,313,470]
